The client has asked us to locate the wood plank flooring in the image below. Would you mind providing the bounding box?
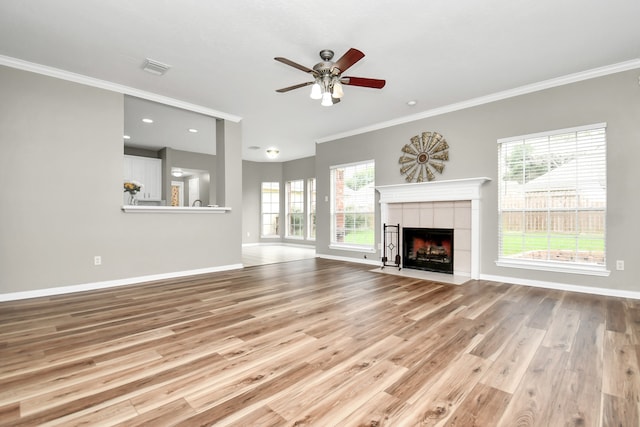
[1,258,639,426]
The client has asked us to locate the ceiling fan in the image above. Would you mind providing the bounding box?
[274,48,386,106]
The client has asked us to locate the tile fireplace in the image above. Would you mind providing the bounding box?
[376,177,490,279]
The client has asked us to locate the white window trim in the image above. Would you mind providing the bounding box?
[329,243,377,253]
[307,178,317,241]
[496,122,608,277]
[497,122,607,144]
[495,259,610,276]
[286,235,305,241]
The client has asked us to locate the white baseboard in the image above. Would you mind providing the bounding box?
[317,255,640,299]
[0,264,243,302]
[5,262,635,303]
[480,273,640,300]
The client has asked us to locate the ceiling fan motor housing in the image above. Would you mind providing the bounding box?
[319,49,334,61]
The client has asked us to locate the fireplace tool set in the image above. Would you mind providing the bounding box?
[381,223,401,270]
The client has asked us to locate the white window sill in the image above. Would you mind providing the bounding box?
[122,206,231,213]
[285,236,305,240]
[495,258,610,277]
[329,244,377,254]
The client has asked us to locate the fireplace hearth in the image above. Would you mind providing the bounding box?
[403,227,454,274]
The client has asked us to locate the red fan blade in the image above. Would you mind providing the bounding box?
[341,76,386,89]
[274,57,315,74]
[333,48,365,73]
[276,81,314,93]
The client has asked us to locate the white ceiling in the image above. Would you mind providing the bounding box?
[124,95,217,155]
[1,0,639,162]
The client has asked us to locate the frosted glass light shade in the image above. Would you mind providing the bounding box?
[332,81,344,98]
[310,83,322,100]
[321,92,333,106]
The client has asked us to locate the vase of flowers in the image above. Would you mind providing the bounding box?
[124,181,143,205]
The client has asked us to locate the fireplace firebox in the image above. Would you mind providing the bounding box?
[403,227,454,274]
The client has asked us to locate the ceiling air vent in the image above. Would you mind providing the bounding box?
[142,58,171,76]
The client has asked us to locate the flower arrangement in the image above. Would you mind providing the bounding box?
[124,181,143,194]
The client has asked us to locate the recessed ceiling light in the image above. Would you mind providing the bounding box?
[188,128,198,133]
[123,135,131,140]
[407,100,417,107]
[142,118,154,123]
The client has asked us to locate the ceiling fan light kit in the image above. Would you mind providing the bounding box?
[275,48,385,106]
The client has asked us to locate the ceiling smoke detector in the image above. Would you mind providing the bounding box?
[143,58,171,76]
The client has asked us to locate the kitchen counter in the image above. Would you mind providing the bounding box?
[121,205,232,213]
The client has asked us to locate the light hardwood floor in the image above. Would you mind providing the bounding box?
[0,258,638,426]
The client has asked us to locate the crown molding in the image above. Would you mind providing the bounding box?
[317,58,640,144]
[0,55,242,123]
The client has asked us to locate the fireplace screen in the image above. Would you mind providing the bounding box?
[403,227,454,274]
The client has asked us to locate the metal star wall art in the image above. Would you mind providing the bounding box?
[398,131,449,182]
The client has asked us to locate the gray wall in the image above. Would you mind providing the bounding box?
[242,157,315,246]
[0,66,243,295]
[3,63,636,296]
[316,68,640,292]
[161,148,217,205]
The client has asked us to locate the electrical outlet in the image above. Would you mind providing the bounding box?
[94,256,102,266]
[616,260,624,271]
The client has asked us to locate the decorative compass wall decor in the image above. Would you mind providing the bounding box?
[398,131,449,182]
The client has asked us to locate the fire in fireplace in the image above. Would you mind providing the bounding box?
[403,227,454,274]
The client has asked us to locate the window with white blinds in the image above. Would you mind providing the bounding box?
[497,123,607,275]
[330,160,375,250]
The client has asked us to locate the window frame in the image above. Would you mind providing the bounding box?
[285,179,305,239]
[496,123,609,276]
[260,181,280,239]
[307,178,316,241]
[329,160,376,253]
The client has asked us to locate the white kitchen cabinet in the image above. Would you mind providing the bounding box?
[123,155,162,202]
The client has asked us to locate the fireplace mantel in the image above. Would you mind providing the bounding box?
[376,177,491,280]
[376,177,491,204]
